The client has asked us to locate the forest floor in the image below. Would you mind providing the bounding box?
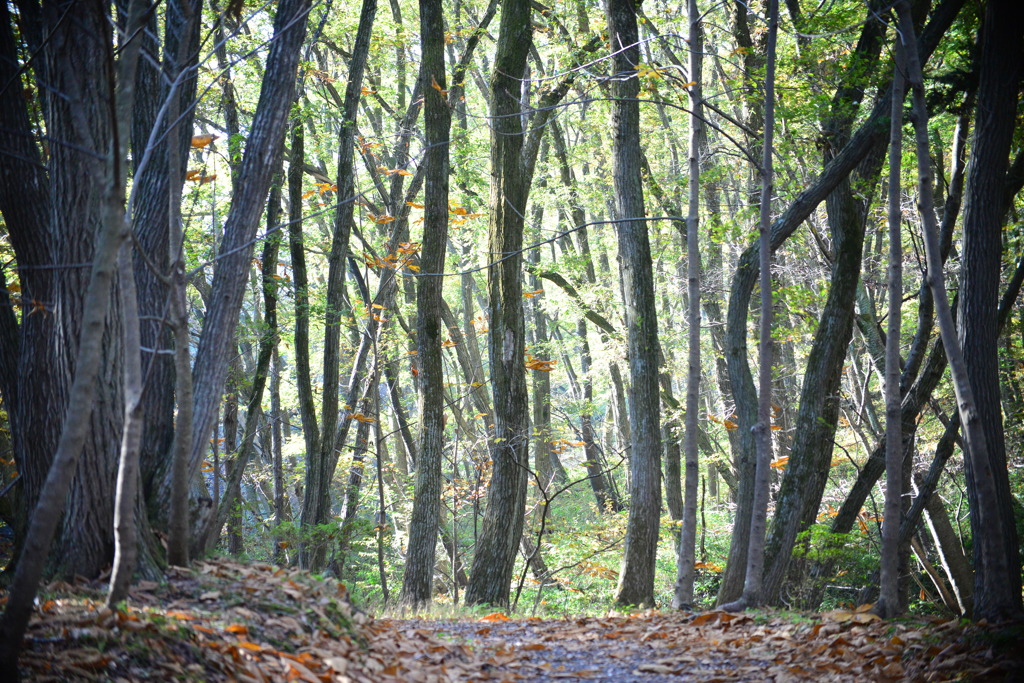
[6,558,1022,682]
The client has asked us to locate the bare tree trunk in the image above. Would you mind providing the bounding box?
[609,0,662,609]
[918,472,974,616]
[165,2,198,564]
[107,0,150,605]
[912,0,1023,621]
[465,0,533,607]
[287,116,321,470]
[877,5,908,618]
[673,0,705,611]
[401,0,451,606]
[0,0,140,665]
[132,0,202,517]
[721,0,778,613]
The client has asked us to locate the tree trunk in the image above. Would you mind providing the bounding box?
[401,0,451,607]
[465,0,533,607]
[287,116,321,470]
[947,0,1023,621]
[0,0,141,665]
[673,0,706,611]
[175,0,310,539]
[877,5,908,618]
[300,0,377,570]
[132,0,202,520]
[758,2,888,606]
[608,0,662,609]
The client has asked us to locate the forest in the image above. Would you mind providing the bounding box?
[0,0,1023,677]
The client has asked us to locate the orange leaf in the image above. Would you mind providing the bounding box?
[225,623,248,635]
[431,76,448,95]
[479,612,510,622]
[191,134,218,148]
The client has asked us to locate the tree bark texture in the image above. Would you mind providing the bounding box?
[400,0,451,607]
[132,0,202,517]
[465,0,532,607]
[673,0,706,610]
[608,0,663,609]
[877,5,908,618]
[951,0,1023,622]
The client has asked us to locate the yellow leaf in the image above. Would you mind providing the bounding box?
[770,456,789,470]
[406,202,425,208]
[431,76,448,95]
[681,80,697,88]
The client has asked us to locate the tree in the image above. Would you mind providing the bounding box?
[876,1,908,619]
[0,0,145,669]
[720,0,779,613]
[299,0,377,570]
[948,0,1023,622]
[400,0,451,608]
[609,0,663,609]
[464,0,533,607]
[757,0,889,606]
[672,0,706,610]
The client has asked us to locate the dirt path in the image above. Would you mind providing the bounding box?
[392,608,1019,682]
[10,560,1020,681]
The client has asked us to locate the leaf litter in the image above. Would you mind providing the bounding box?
[6,560,1021,681]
